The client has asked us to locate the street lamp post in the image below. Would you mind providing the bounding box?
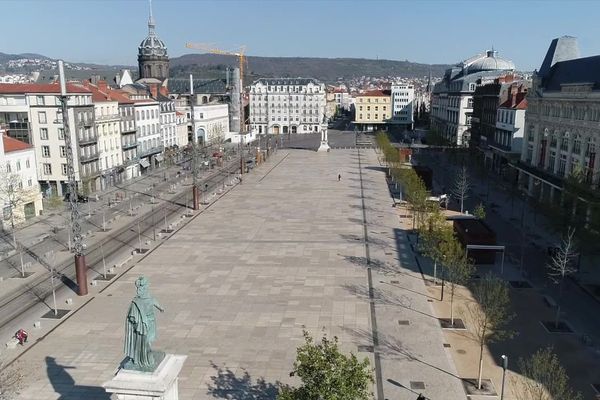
[500,354,508,400]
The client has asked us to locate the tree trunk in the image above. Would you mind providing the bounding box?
[460,197,464,213]
[450,287,454,326]
[477,341,484,389]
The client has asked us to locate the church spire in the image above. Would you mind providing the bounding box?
[148,0,156,35]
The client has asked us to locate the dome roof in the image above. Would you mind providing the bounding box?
[467,50,514,73]
[138,8,167,58]
[139,34,167,57]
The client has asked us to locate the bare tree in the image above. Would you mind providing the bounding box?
[512,347,581,400]
[0,360,23,400]
[546,227,577,328]
[441,236,474,326]
[451,165,470,213]
[0,167,34,236]
[468,273,514,390]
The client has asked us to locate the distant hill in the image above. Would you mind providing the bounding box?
[170,53,450,82]
[0,52,129,74]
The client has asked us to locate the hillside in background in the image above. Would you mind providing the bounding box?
[170,53,450,82]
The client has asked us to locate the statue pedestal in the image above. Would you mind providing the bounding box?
[103,354,187,400]
[317,141,330,152]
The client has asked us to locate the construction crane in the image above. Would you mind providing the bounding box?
[185,43,247,131]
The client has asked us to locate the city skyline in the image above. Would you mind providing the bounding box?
[3,0,600,70]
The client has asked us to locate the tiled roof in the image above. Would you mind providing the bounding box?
[358,89,391,97]
[0,83,90,94]
[3,135,31,153]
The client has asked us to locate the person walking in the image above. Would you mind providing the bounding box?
[338,174,341,181]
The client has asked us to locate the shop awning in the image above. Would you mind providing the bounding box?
[139,159,150,169]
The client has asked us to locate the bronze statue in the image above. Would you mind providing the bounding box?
[124,276,165,371]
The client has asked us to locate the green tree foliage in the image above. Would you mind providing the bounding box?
[514,347,581,400]
[468,273,514,389]
[278,331,373,400]
[419,210,453,284]
[473,203,486,220]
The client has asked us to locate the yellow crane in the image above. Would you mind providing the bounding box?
[185,43,247,88]
[185,43,247,131]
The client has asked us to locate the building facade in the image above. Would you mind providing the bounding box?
[159,97,177,148]
[0,134,43,229]
[431,50,515,146]
[391,84,415,129]
[353,90,391,131]
[249,78,326,135]
[0,83,101,196]
[133,99,162,171]
[515,36,600,205]
[193,104,229,144]
[490,82,528,173]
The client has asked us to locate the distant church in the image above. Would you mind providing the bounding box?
[137,1,169,83]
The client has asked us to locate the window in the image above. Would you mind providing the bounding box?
[573,136,581,154]
[43,163,52,175]
[16,161,20,171]
[36,95,44,105]
[527,126,534,142]
[25,159,30,168]
[6,162,11,173]
[42,146,50,158]
[40,128,48,140]
[58,128,65,140]
[38,111,47,124]
[467,98,474,108]
[558,154,567,176]
[60,146,66,157]
[27,178,32,187]
[62,164,68,175]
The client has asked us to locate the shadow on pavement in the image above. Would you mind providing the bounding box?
[46,356,109,400]
[206,361,281,400]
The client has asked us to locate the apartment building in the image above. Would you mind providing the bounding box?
[0,83,100,196]
[159,97,177,148]
[249,78,326,135]
[391,84,415,129]
[0,132,43,228]
[431,50,515,146]
[353,90,391,131]
[133,98,162,171]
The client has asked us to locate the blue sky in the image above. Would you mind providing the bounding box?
[2,0,600,70]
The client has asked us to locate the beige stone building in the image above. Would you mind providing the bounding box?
[353,90,391,131]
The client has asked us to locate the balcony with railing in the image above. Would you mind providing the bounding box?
[138,145,164,159]
[78,132,98,146]
[79,149,100,163]
[122,141,138,150]
[95,113,120,122]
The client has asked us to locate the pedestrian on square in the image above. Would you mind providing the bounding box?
[15,329,28,345]
[338,174,341,181]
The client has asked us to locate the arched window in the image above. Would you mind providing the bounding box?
[158,65,163,77]
[145,65,151,77]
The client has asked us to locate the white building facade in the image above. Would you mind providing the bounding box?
[193,104,229,144]
[160,99,177,148]
[391,84,415,128]
[431,50,515,146]
[93,98,123,190]
[133,99,162,170]
[249,78,326,135]
[0,133,43,228]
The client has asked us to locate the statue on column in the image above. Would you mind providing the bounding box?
[124,276,165,371]
[318,112,330,152]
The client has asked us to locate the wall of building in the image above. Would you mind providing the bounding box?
[193,104,229,144]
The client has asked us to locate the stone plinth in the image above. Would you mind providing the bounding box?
[103,354,186,400]
[317,141,331,152]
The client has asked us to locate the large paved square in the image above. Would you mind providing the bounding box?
[14,149,465,400]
